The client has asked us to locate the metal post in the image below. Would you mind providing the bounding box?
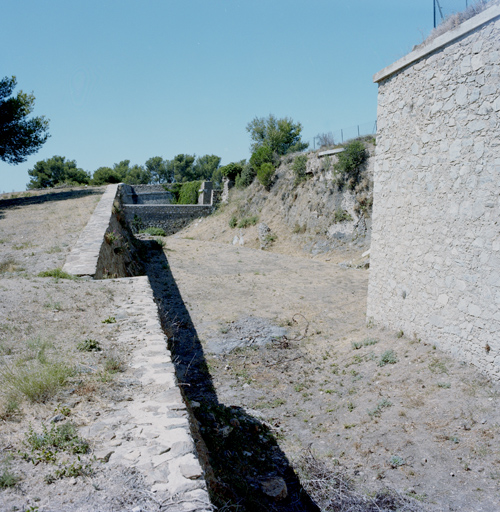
[434,0,436,28]
[341,129,343,143]
[358,125,360,137]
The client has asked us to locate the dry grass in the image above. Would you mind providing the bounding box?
[296,451,427,512]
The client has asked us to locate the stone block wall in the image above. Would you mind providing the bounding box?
[367,4,500,378]
[124,204,214,235]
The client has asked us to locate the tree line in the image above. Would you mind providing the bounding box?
[0,76,310,192]
[26,154,223,189]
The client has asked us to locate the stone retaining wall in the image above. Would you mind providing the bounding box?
[63,184,212,510]
[124,204,214,235]
[367,4,500,378]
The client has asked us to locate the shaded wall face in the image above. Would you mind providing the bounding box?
[367,18,500,378]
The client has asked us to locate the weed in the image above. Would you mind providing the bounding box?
[265,233,277,243]
[76,339,101,352]
[0,457,19,488]
[23,422,89,459]
[229,215,238,229]
[45,245,62,254]
[104,353,124,374]
[344,423,356,429]
[448,436,460,444]
[1,361,73,403]
[44,300,62,311]
[363,337,378,346]
[0,256,22,273]
[293,223,307,234]
[155,237,166,248]
[101,316,116,324]
[347,402,356,412]
[12,241,33,250]
[351,341,363,350]
[37,268,76,280]
[46,459,93,482]
[368,398,393,418]
[104,230,121,244]
[140,227,166,236]
[437,382,451,389]
[333,208,353,223]
[389,455,405,468]
[396,330,404,338]
[378,350,397,367]
[429,357,448,374]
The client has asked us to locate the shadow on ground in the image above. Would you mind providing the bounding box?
[0,188,101,219]
[142,240,320,512]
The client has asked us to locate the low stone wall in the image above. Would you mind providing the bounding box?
[124,204,214,235]
[63,185,212,510]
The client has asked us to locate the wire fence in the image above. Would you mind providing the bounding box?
[307,120,377,150]
[434,0,485,27]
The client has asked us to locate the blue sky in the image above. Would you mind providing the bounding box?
[1,0,469,192]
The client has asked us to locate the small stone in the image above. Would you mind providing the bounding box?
[190,401,201,409]
[450,472,455,477]
[179,462,203,480]
[49,414,66,423]
[132,507,144,512]
[261,476,288,500]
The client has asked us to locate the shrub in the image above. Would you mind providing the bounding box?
[140,227,166,237]
[220,162,243,181]
[235,164,256,188]
[257,162,275,188]
[229,215,238,229]
[292,155,308,186]
[177,180,201,204]
[333,140,368,189]
[237,216,259,229]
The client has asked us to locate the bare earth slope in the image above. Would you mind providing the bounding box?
[159,233,500,511]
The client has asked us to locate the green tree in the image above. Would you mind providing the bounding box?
[92,166,120,185]
[193,154,221,181]
[0,76,50,164]
[145,156,170,184]
[27,156,90,189]
[167,154,196,183]
[246,114,308,156]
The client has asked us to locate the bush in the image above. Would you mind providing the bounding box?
[333,208,353,223]
[220,162,243,181]
[237,216,259,228]
[167,181,201,204]
[257,162,275,188]
[333,140,368,189]
[229,216,238,229]
[235,164,256,188]
[37,268,76,280]
[292,155,308,186]
[140,227,166,236]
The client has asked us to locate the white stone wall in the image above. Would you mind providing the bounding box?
[367,8,500,378]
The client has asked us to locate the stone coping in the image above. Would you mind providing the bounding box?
[84,276,211,511]
[63,184,119,276]
[318,148,345,157]
[373,3,500,83]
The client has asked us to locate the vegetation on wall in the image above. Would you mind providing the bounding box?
[333,140,368,190]
[166,180,201,204]
[292,154,308,186]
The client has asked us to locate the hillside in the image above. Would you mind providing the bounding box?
[181,142,375,266]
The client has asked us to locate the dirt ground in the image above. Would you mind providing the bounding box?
[0,189,164,512]
[1,188,500,512]
[164,215,500,511]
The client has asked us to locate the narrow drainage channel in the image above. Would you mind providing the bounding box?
[141,240,320,512]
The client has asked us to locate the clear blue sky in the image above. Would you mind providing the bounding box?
[1,0,469,192]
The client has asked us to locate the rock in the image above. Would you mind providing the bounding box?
[261,476,288,500]
[258,223,272,250]
[180,462,203,480]
[49,414,66,423]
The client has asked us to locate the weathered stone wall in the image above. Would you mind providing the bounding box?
[124,204,214,235]
[121,184,173,205]
[367,5,500,378]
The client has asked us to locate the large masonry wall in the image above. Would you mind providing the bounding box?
[367,5,500,378]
